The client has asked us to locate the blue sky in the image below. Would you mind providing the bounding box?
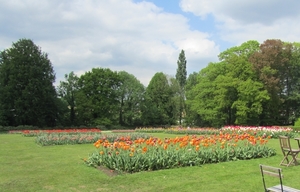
[134,0,216,32]
[0,0,299,86]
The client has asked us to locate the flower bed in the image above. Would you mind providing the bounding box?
[36,133,150,146]
[22,128,101,137]
[85,133,276,173]
[221,126,297,138]
[136,126,298,138]
[111,130,135,133]
[8,130,23,134]
[164,127,219,135]
[135,127,165,133]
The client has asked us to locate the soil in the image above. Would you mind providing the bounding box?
[96,166,121,177]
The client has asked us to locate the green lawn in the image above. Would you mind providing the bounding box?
[1,134,300,192]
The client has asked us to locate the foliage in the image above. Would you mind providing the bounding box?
[2,38,300,128]
[186,62,228,127]
[186,40,297,127]
[57,71,79,126]
[0,125,37,132]
[175,50,187,88]
[76,68,121,127]
[249,39,300,125]
[117,71,145,126]
[184,72,206,127]
[0,39,58,127]
[85,134,276,173]
[142,72,177,125]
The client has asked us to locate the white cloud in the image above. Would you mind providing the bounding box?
[0,0,219,86]
[180,0,300,45]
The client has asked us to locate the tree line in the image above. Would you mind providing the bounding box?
[0,38,299,128]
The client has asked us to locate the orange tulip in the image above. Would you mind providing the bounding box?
[142,146,147,153]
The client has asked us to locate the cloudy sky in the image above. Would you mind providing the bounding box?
[1,0,300,86]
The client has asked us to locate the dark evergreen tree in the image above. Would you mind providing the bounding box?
[0,39,58,127]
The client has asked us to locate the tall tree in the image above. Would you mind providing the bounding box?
[0,39,58,127]
[57,71,79,126]
[117,71,145,126]
[175,50,187,125]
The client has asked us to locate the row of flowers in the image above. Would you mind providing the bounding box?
[135,126,298,138]
[85,133,276,173]
[22,128,101,137]
[36,133,150,146]
[111,130,135,133]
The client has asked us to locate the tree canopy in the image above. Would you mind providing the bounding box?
[0,39,58,127]
[1,38,300,128]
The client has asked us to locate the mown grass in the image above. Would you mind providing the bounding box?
[1,133,300,192]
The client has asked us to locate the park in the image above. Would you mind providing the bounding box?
[1,126,300,191]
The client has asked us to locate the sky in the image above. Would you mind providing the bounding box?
[1,0,300,86]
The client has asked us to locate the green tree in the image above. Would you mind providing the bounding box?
[54,97,70,126]
[287,43,300,123]
[76,68,121,127]
[188,62,228,127]
[57,71,79,126]
[225,55,269,125]
[218,40,260,61]
[185,72,208,127]
[142,72,176,126]
[175,50,187,125]
[117,71,145,126]
[0,39,58,127]
[187,40,268,127]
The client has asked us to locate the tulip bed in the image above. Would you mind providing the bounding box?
[164,127,220,135]
[136,126,298,138]
[135,127,165,133]
[85,132,276,173]
[222,126,298,138]
[22,128,101,137]
[36,132,150,146]
[111,130,135,133]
